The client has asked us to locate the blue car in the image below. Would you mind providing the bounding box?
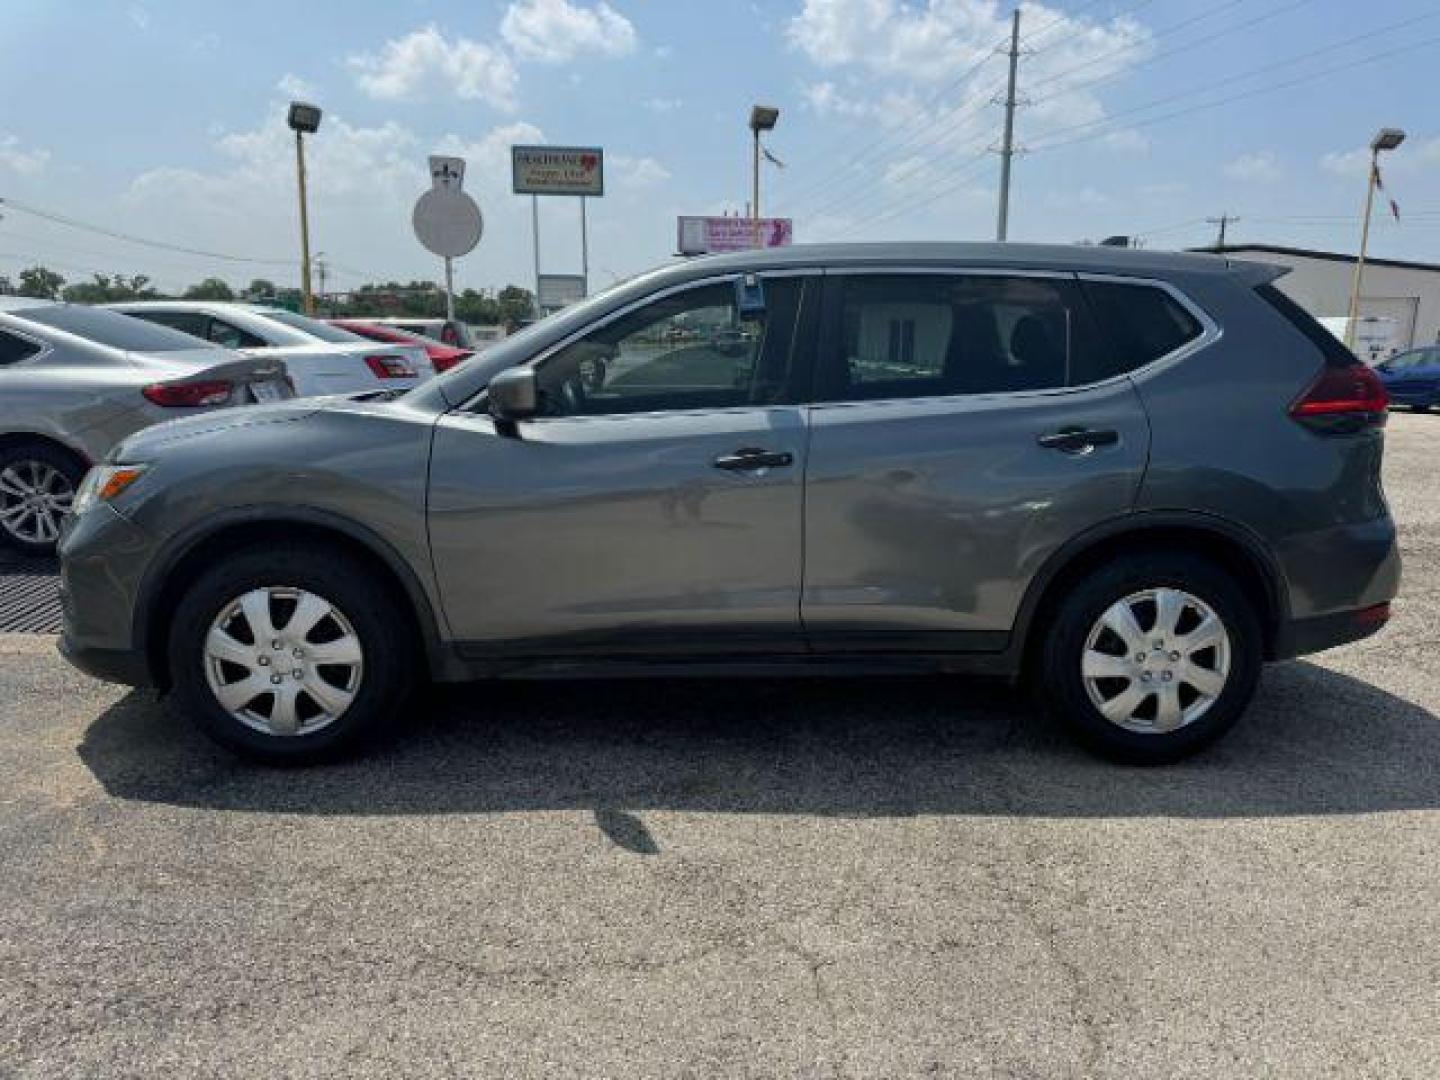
[1376,346,1440,411]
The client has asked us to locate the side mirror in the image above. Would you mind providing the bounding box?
[487,366,538,428]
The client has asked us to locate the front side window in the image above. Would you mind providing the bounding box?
[818,274,1091,402]
[534,278,804,416]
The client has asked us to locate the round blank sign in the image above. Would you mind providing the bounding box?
[413,188,483,258]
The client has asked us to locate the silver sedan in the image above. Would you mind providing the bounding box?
[0,298,292,554]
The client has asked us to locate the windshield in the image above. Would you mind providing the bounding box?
[259,309,367,344]
[19,304,220,353]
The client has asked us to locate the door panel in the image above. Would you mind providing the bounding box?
[801,270,1151,649]
[429,408,807,653]
[428,272,815,656]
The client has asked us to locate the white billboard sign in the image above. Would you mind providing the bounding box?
[677,215,794,255]
[512,146,604,197]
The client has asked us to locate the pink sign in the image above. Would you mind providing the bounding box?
[677,216,794,255]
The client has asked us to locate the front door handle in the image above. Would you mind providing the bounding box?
[713,447,795,471]
[1037,427,1119,454]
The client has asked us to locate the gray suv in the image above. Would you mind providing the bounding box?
[58,243,1400,764]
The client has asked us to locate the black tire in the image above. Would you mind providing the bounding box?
[1035,552,1263,765]
[0,441,85,556]
[168,544,416,763]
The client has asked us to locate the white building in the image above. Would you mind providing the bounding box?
[1207,244,1440,357]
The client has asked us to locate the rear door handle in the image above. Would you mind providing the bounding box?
[713,447,795,471]
[1037,427,1119,454]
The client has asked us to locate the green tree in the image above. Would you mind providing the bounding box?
[62,273,158,304]
[496,285,535,328]
[183,277,236,301]
[18,265,65,300]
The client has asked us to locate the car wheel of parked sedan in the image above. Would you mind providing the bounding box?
[1037,553,1262,765]
[169,545,415,762]
[0,442,84,556]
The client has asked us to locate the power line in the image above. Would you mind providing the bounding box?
[782,48,1005,216]
[1023,0,1163,53]
[1031,0,1315,105]
[1026,29,1440,155]
[0,197,293,266]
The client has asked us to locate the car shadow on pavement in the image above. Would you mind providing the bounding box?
[78,659,1440,827]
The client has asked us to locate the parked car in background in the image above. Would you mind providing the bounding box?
[367,317,503,351]
[1375,345,1440,411]
[0,298,291,554]
[327,319,471,374]
[60,243,1397,765]
[106,302,429,396]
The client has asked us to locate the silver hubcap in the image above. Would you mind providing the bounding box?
[0,460,74,544]
[203,587,364,737]
[1082,587,1231,734]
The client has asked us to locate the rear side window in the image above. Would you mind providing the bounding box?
[1082,281,1204,379]
[17,305,216,353]
[134,310,209,338]
[817,274,1105,401]
[1254,283,1359,368]
[0,328,42,365]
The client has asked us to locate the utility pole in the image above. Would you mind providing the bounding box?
[1205,213,1239,248]
[995,8,1022,242]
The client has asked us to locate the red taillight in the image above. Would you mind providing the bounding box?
[364,354,418,379]
[430,350,471,373]
[1289,365,1388,431]
[142,380,233,408]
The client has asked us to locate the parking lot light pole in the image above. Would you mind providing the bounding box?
[287,101,323,315]
[1345,126,1405,349]
[749,105,779,249]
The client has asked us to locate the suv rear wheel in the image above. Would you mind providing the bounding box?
[168,545,415,762]
[0,441,84,556]
[1037,552,1262,764]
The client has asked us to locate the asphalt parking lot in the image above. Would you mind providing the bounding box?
[2,412,1437,1078]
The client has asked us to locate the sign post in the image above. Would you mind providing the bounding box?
[512,145,604,311]
[412,155,483,322]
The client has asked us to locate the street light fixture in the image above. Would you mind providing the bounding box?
[1345,126,1405,349]
[749,105,779,248]
[287,101,323,314]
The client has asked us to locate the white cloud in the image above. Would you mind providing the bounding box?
[1323,138,1440,179]
[277,73,317,100]
[643,97,682,113]
[127,4,149,30]
[347,26,518,110]
[785,0,1152,184]
[0,134,49,176]
[1224,151,1282,183]
[500,0,636,63]
[610,155,671,189]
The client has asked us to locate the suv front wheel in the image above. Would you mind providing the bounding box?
[1038,552,1263,764]
[168,544,415,762]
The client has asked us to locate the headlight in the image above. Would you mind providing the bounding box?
[72,464,148,517]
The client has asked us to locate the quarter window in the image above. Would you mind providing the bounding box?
[534,278,804,416]
[818,274,1097,402]
[0,329,42,366]
[1083,280,1204,378]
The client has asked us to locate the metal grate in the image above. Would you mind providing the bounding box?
[0,554,61,633]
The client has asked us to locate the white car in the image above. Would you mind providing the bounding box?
[106,302,430,397]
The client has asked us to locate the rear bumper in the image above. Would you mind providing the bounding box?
[1278,602,1392,660]
[1272,514,1400,659]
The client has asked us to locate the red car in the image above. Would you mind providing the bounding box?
[327,320,472,374]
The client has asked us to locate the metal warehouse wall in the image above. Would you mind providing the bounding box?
[1229,249,1440,351]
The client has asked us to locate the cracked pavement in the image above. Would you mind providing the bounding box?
[1,412,1438,1077]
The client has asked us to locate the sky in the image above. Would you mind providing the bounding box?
[0,0,1437,297]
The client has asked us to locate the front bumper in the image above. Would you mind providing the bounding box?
[56,502,157,688]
